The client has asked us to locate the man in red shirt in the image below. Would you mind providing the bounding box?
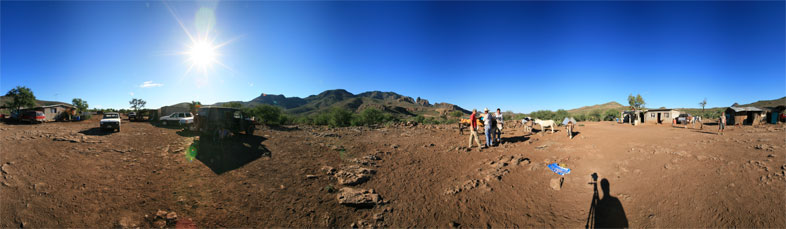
[468,109,482,149]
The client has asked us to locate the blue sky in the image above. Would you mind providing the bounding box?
[2,1,784,112]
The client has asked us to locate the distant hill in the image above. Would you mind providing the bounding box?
[567,101,625,115]
[0,96,70,109]
[739,96,786,108]
[214,89,470,118]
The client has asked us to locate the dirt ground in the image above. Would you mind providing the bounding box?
[1,116,784,228]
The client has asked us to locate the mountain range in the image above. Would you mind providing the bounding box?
[214,89,471,118]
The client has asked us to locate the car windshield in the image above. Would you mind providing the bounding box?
[103,114,119,119]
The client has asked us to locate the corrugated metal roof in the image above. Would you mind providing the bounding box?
[728,106,763,112]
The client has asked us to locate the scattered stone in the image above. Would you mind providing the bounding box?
[391,144,399,149]
[117,216,141,228]
[767,154,775,158]
[151,219,167,228]
[306,174,319,179]
[165,211,178,221]
[337,187,383,207]
[155,210,168,219]
[334,165,375,186]
[449,221,460,228]
[321,166,336,175]
[0,164,11,174]
[550,178,562,190]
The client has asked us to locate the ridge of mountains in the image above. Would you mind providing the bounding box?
[215,89,470,117]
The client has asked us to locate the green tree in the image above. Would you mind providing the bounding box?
[628,93,645,110]
[589,109,603,121]
[4,86,36,114]
[604,109,619,121]
[129,98,146,111]
[636,94,645,109]
[223,102,243,108]
[450,110,464,118]
[359,108,384,126]
[246,104,283,125]
[72,98,89,113]
[328,108,353,127]
[699,98,707,112]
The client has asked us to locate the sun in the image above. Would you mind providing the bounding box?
[185,39,219,74]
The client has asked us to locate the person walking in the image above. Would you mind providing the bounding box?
[467,109,482,149]
[718,112,726,135]
[494,108,504,144]
[483,108,493,147]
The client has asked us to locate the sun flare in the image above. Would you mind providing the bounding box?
[186,39,218,73]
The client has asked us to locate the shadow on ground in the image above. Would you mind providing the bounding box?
[585,174,629,228]
[194,135,271,175]
[501,135,529,143]
[79,127,115,136]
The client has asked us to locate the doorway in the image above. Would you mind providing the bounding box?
[657,113,661,124]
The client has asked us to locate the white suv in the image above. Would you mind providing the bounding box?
[159,112,193,126]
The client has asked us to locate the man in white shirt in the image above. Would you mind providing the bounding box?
[494,108,503,143]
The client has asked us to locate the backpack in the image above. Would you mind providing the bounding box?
[490,115,497,127]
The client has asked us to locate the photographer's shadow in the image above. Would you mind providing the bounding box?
[587,177,629,228]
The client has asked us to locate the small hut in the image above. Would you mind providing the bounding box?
[764,106,785,124]
[724,106,764,126]
[29,104,74,122]
[644,109,681,124]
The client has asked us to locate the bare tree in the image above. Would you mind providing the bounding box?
[129,98,146,111]
[699,98,707,112]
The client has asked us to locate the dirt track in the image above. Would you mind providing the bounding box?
[1,117,784,227]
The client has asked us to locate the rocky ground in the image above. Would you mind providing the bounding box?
[1,117,784,227]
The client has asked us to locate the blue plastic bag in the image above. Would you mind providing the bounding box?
[548,163,571,175]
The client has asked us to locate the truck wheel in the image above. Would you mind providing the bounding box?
[117,126,121,132]
[246,126,254,135]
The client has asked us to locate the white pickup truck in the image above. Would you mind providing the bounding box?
[100,112,122,132]
[159,112,194,126]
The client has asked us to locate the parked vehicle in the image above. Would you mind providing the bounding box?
[20,111,45,124]
[195,107,256,138]
[159,112,193,126]
[128,112,137,121]
[100,112,121,132]
[676,114,690,124]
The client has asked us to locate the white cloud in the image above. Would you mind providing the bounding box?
[249,82,254,87]
[129,92,135,96]
[139,81,163,88]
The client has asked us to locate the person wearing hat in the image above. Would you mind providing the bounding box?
[483,108,493,147]
[468,109,482,149]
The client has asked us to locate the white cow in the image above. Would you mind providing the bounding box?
[534,119,556,134]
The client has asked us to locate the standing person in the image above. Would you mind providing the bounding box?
[494,108,504,143]
[483,108,493,147]
[718,112,726,135]
[467,109,482,149]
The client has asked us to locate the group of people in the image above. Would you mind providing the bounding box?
[467,108,504,149]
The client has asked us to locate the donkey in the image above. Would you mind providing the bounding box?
[534,119,556,134]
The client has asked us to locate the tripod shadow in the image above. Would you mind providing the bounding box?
[586,177,629,228]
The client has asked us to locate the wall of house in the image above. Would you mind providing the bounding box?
[644,111,680,123]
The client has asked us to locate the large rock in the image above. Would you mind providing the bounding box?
[334,165,375,186]
[550,178,562,190]
[337,187,383,207]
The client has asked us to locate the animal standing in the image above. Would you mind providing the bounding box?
[534,119,556,134]
[521,117,534,132]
